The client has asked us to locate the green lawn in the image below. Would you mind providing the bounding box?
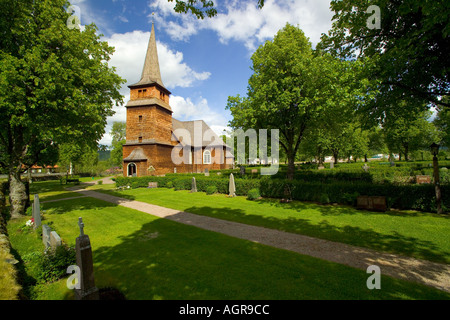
[91,186,450,264]
[6,180,450,300]
[7,196,450,300]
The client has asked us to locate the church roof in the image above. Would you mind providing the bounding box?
[123,147,148,162]
[128,23,166,90]
[172,119,230,148]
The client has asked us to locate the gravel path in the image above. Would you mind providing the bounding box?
[67,186,450,293]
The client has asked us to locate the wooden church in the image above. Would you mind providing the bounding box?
[123,24,233,177]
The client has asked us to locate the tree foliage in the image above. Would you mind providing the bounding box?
[319,0,450,116]
[168,0,264,19]
[227,24,365,179]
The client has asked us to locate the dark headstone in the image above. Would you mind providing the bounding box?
[75,217,99,300]
[240,166,245,176]
[357,196,387,212]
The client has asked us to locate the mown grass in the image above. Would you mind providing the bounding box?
[5,180,450,300]
[91,186,450,264]
[7,195,450,300]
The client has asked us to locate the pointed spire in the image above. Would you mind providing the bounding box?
[135,22,165,88]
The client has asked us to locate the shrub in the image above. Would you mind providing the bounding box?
[97,180,103,185]
[39,245,76,282]
[206,185,218,195]
[247,188,261,200]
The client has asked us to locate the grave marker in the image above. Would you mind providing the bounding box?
[191,177,197,193]
[33,194,41,229]
[416,175,431,184]
[50,231,62,250]
[75,217,99,300]
[42,225,52,249]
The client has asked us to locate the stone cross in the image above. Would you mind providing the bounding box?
[75,218,99,300]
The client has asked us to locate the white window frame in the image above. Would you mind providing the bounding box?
[203,150,211,164]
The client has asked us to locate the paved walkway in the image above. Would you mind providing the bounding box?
[67,183,450,293]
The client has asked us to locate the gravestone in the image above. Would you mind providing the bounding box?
[174,167,177,173]
[32,194,41,229]
[416,175,431,184]
[42,225,52,249]
[251,169,258,174]
[330,162,334,169]
[75,217,99,300]
[390,161,395,167]
[229,173,236,197]
[204,168,209,177]
[318,165,325,170]
[191,177,197,193]
[148,182,158,188]
[357,196,387,212]
[50,231,62,250]
[240,166,245,176]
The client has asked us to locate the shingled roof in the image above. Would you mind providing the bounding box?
[172,119,230,148]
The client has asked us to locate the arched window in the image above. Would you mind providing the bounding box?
[128,163,137,177]
[203,150,211,164]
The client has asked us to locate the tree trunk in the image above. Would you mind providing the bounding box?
[287,154,295,181]
[333,151,339,164]
[364,154,368,162]
[8,168,28,219]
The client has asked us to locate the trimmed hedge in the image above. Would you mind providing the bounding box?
[115,176,448,212]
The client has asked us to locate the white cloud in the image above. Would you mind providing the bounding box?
[99,31,212,145]
[105,30,210,91]
[171,96,230,136]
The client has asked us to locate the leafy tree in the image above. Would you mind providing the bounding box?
[319,0,450,117]
[110,121,126,167]
[383,109,440,161]
[0,0,125,217]
[227,24,365,179]
[434,97,450,148]
[168,0,264,19]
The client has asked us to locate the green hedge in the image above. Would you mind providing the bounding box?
[115,176,448,212]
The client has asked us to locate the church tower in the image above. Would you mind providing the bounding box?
[122,23,174,177]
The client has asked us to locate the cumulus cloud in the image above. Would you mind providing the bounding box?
[149,0,334,50]
[105,30,211,91]
[171,96,230,136]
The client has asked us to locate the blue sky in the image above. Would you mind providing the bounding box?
[71,0,335,146]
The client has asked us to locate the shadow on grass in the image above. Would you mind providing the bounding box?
[254,197,450,219]
[181,205,450,265]
[66,217,450,300]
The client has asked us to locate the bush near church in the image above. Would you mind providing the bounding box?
[115,175,449,212]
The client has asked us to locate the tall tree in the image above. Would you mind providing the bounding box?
[0,0,125,217]
[383,109,440,161]
[319,0,450,118]
[227,24,364,179]
[110,121,127,167]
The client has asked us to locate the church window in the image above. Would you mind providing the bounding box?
[203,150,211,164]
[139,136,143,143]
[139,115,142,122]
